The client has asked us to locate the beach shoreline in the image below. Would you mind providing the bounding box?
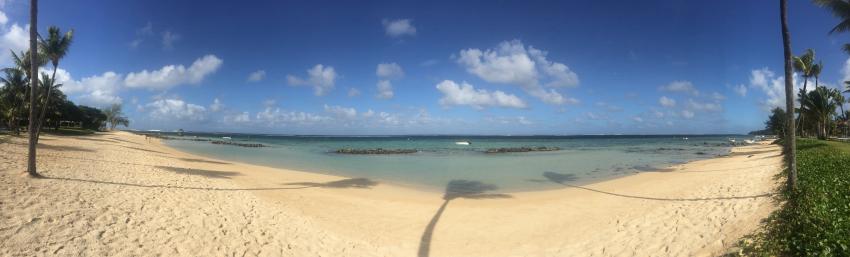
[1,131,781,256]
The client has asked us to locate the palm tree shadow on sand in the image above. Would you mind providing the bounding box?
[284,178,379,189]
[417,180,512,257]
[541,171,774,201]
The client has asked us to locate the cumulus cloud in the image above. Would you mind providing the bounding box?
[0,22,28,67]
[210,98,224,112]
[376,80,394,99]
[324,104,358,119]
[145,98,207,121]
[374,63,403,99]
[382,19,416,37]
[659,96,676,107]
[256,107,329,126]
[681,110,695,119]
[687,99,722,112]
[457,40,579,105]
[51,69,124,106]
[124,55,223,90]
[247,70,266,82]
[659,81,699,95]
[376,63,404,79]
[748,67,802,111]
[223,112,251,124]
[287,64,337,96]
[435,80,527,109]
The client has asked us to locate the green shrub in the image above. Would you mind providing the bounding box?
[742,139,850,256]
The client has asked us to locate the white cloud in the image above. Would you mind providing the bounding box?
[247,70,266,82]
[382,19,416,37]
[324,104,358,119]
[732,84,747,96]
[287,64,337,96]
[161,30,181,50]
[843,57,850,84]
[485,116,533,125]
[632,116,644,123]
[145,98,207,121]
[376,80,394,99]
[659,96,676,107]
[256,107,329,126]
[376,63,404,79]
[687,99,722,112]
[457,40,579,105]
[210,98,223,112]
[124,54,223,90]
[0,11,7,25]
[0,23,28,66]
[51,69,124,107]
[681,110,695,119]
[659,81,699,95]
[711,92,726,101]
[362,109,375,118]
[435,80,527,109]
[748,67,802,111]
[348,88,361,97]
[223,112,251,124]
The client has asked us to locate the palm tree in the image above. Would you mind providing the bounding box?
[102,103,129,130]
[780,0,798,190]
[25,0,39,177]
[814,0,850,53]
[37,72,63,130]
[792,49,815,136]
[801,87,839,139]
[0,68,28,134]
[35,26,73,139]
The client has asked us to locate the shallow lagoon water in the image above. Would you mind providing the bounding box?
[163,134,739,192]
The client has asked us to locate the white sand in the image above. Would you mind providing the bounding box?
[0,131,780,256]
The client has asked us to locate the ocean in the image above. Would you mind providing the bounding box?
[159,133,743,192]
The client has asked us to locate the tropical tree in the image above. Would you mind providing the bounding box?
[792,49,815,136]
[780,0,798,189]
[102,103,129,130]
[801,86,839,139]
[25,0,39,177]
[0,67,29,133]
[35,26,73,139]
[766,107,788,137]
[814,0,850,53]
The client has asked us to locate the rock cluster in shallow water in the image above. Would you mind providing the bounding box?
[484,146,561,154]
[334,148,418,154]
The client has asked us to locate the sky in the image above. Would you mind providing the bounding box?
[1,0,849,135]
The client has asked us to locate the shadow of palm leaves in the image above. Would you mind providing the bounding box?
[417,180,511,257]
[542,171,774,201]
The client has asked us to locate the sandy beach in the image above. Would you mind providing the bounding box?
[0,131,781,256]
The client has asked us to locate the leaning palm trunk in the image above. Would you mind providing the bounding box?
[799,79,808,137]
[34,67,57,143]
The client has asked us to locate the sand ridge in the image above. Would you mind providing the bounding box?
[0,131,780,256]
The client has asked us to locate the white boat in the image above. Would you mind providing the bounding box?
[744,139,755,144]
[222,137,232,140]
[728,138,736,143]
[682,137,688,140]
[455,141,471,146]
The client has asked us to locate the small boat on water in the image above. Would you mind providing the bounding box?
[222,136,232,140]
[455,141,471,146]
[744,139,755,144]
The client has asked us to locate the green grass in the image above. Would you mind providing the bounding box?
[742,139,850,256]
[43,128,97,136]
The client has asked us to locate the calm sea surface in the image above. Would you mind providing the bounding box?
[161,134,743,192]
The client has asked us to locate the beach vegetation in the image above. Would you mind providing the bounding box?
[102,103,129,131]
[740,139,850,256]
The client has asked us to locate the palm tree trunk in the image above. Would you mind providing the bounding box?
[780,0,797,190]
[25,0,39,177]
[34,65,57,143]
[799,79,807,137]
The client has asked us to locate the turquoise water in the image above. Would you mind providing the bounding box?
[161,134,739,192]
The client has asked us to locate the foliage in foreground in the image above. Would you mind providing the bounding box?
[741,139,850,256]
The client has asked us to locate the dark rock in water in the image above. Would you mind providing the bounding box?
[211,140,266,147]
[335,148,417,154]
[485,146,560,154]
[695,151,707,155]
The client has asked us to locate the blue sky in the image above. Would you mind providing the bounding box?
[1,0,849,135]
